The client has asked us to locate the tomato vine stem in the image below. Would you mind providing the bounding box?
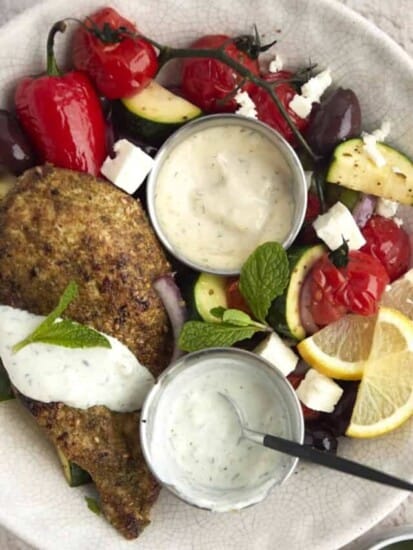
[140,36,319,160]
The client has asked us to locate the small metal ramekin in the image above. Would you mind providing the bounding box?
[140,347,304,512]
[360,526,413,549]
[146,114,308,275]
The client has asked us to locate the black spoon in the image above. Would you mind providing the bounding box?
[219,393,413,492]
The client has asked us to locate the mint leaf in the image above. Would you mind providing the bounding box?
[13,281,111,352]
[328,237,349,268]
[222,309,260,327]
[85,496,101,516]
[27,320,111,349]
[210,306,226,320]
[239,242,289,322]
[178,321,262,352]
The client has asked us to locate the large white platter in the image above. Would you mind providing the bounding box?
[0,0,412,548]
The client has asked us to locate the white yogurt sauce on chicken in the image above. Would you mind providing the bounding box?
[0,305,154,412]
[147,354,290,510]
[154,124,294,271]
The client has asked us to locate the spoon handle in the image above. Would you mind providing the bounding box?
[263,434,413,492]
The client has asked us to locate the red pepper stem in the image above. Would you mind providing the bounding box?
[47,21,67,76]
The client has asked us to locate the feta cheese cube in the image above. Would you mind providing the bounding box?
[101,139,155,195]
[300,69,332,103]
[289,68,332,119]
[289,94,313,119]
[296,369,343,413]
[269,54,284,73]
[376,198,399,218]
[254,332,298,377]
[235,90,258,119]
[312,201,366,251]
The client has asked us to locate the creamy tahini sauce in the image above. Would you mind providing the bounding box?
[155,125,294,271]
[0,305,154,412]
[148,355,290,510]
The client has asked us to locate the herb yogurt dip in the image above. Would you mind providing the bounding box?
[153,121,296,272]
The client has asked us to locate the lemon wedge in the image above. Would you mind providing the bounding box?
[381,268,413,320]
[346,307,413,437]
[297,314,376,380]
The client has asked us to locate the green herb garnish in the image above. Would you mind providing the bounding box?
[179,242,289,352]
[329,237,349,268]
[239,242,289,322]
[12,281,111,353]
[178,321,265,352]
[85,496,101,516]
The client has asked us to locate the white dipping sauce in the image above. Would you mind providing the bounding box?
[0,305,154,412]
[154,124,294,271]
[145,352,298,511]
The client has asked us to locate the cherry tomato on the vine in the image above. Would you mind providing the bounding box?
[181,35,259,113]
[309,250,389,327]
[249,71,309,145]
[361,215,410,282]
[72,7,158,100]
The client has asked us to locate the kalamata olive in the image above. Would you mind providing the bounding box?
[0,109,35,175]
[305,88,361,157]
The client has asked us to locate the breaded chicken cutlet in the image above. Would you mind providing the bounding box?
[0,164,172,539]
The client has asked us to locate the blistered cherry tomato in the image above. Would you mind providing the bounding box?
[361,215,410,282]
[225,278,252,315]
[72,7,158,100]
[181,35,259,113]
[309,250,389,326]
[249,71,309,144]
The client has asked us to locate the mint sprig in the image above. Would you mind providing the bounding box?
[12,282,111,353]
[178,321,265,352]
[239,242,289,322]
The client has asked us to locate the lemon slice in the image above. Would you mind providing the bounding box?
[297,314,376,380]
[381,268,413,320]
[346,307,413,437]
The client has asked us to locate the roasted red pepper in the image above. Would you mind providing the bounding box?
[15,21,107,176]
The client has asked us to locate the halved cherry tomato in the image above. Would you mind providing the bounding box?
[181,35,259,113]
[72,7,158,100]
[309,250,389,326]
[225,277,252,315]
[361,215,410,282]
[249,71,309,144]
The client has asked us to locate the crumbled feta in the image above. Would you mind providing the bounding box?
[269,54,284,73]
[101,139,154,195]
[254,332,298,377]
[392,166,404,175]
[393,217,404,227]
[296,369,343,413]
[362,121,391,168]
[235,90,258,119]
[312,201,366,251]
[376,198,399,218]
[289,68,332,119]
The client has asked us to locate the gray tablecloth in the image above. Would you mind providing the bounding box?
[0,0,412,548]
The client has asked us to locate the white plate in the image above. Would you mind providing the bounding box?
[0,1,413,549]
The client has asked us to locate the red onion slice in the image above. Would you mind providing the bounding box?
[352,194,376,228]
[153,274,187,364]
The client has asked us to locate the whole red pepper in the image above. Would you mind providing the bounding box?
[15,21,107,176]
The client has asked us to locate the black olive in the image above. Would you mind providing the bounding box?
[0,109,36,175]
[306,88,362,157]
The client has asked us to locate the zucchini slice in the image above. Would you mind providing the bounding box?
[194,273,228,323]
[268,244,326,340]
[56,448,91,487]
[115,81,202,145]
[326,138,413,204]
